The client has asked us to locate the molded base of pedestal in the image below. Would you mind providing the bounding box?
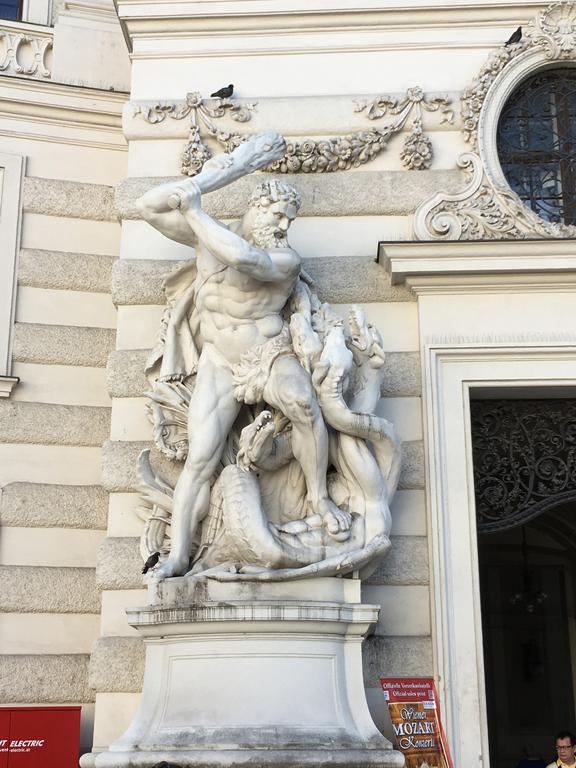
[84,578,403,768]
[86,747,404,768]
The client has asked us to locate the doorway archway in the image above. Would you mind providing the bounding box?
[472,399,576,768]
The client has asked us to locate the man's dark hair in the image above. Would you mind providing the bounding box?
[555,731,576,746]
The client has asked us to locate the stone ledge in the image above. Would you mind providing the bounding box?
[89,636,145,693]
[12,323,116,368]
[0,566,100,613]
[101,439,423,493]
[0,483,107,529]
[18,249,115,294]
[96,537,142,590]
[111,257,414,307]
[0,654,94,702]
[116,170,464,221]
[107,349,420,399]
[362,635,433,686]
[0,401,111,447]
[364,537,428,586]
[23,177,117,222]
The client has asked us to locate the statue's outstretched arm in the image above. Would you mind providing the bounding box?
[138,132,286,250]
[137,180,199,247]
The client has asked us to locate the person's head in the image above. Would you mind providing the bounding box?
[555,731,576,763]
[243,180,301,248]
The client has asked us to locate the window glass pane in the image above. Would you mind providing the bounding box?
[497,68,576,226]
[0,0,20,19]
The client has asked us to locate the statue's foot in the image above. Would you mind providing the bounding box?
[316,498,351,542]
[275,519,310,534]
[152,556,188,581]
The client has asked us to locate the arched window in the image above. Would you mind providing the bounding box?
[497,68,576,226]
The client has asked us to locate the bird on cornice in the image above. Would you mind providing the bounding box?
[210,84,234,99]
[505,26,522,46]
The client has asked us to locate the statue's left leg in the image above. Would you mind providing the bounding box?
[264,355,351,539]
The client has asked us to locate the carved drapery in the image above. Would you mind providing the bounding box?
[132,87,452,176]
[414,0,576,241]
[471,399,576,533]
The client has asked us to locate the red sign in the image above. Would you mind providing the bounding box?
[380,678,453,768]
[0,707,81,768]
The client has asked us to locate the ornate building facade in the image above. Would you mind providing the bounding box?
[2,1,576,767]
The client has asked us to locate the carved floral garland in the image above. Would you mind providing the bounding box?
[133,87,452,176]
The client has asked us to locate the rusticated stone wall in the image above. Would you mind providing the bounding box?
[0,78,127,753]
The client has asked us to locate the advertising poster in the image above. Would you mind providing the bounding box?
[0,707,81,768]
[380,678,453,768]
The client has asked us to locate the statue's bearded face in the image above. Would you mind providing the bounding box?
[250,199,298,249]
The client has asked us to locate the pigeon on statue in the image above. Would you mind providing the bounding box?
[210,84,234,99]
[505,26,522,45]
[142,551,161,574]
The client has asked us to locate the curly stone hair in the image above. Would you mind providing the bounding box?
[248,179,301,211]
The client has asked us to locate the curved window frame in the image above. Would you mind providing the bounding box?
[477,50,576,215]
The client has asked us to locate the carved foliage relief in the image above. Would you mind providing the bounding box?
[133,87,452,176]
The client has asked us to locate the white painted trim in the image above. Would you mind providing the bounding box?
[0,152,25,381]
[20,0,53,26]
[0,376,19,397]
[422,342,576,767]
[380,238,576,289]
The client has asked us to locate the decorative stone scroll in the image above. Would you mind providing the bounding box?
[414,0,576,241]
[135,131,402,583]
[413,152,575,240]
[471,399,576,533]
[0,28,52,78]
[133,86,452,176]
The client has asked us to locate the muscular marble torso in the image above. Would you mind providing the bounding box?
[193,232,299,364]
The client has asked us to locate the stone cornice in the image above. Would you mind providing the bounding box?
[0,376,19,398]
[0,76,127,130]
[0,76,128,148]
[379,238,576,291]
[115,1,549,48]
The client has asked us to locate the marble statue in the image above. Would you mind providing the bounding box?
[137,131,401,582]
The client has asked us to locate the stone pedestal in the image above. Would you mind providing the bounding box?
[88,577,402,768]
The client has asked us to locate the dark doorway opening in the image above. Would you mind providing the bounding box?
[471,399,576,768]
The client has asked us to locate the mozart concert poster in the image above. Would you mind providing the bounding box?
[380,678,453,768]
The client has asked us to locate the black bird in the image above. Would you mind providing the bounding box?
[505,26,522,46]
[142,551,161,574]
[210,84,234,99]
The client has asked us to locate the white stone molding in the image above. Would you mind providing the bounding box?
[131,88,453,177]
[414,0,576,241]
[0,22,53,79]
[115,0,549,53]
[0,77,127,150]
[422,342,576,767]
[85,578,402,768]
[0,151,25,395]
[380,237,576,290]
